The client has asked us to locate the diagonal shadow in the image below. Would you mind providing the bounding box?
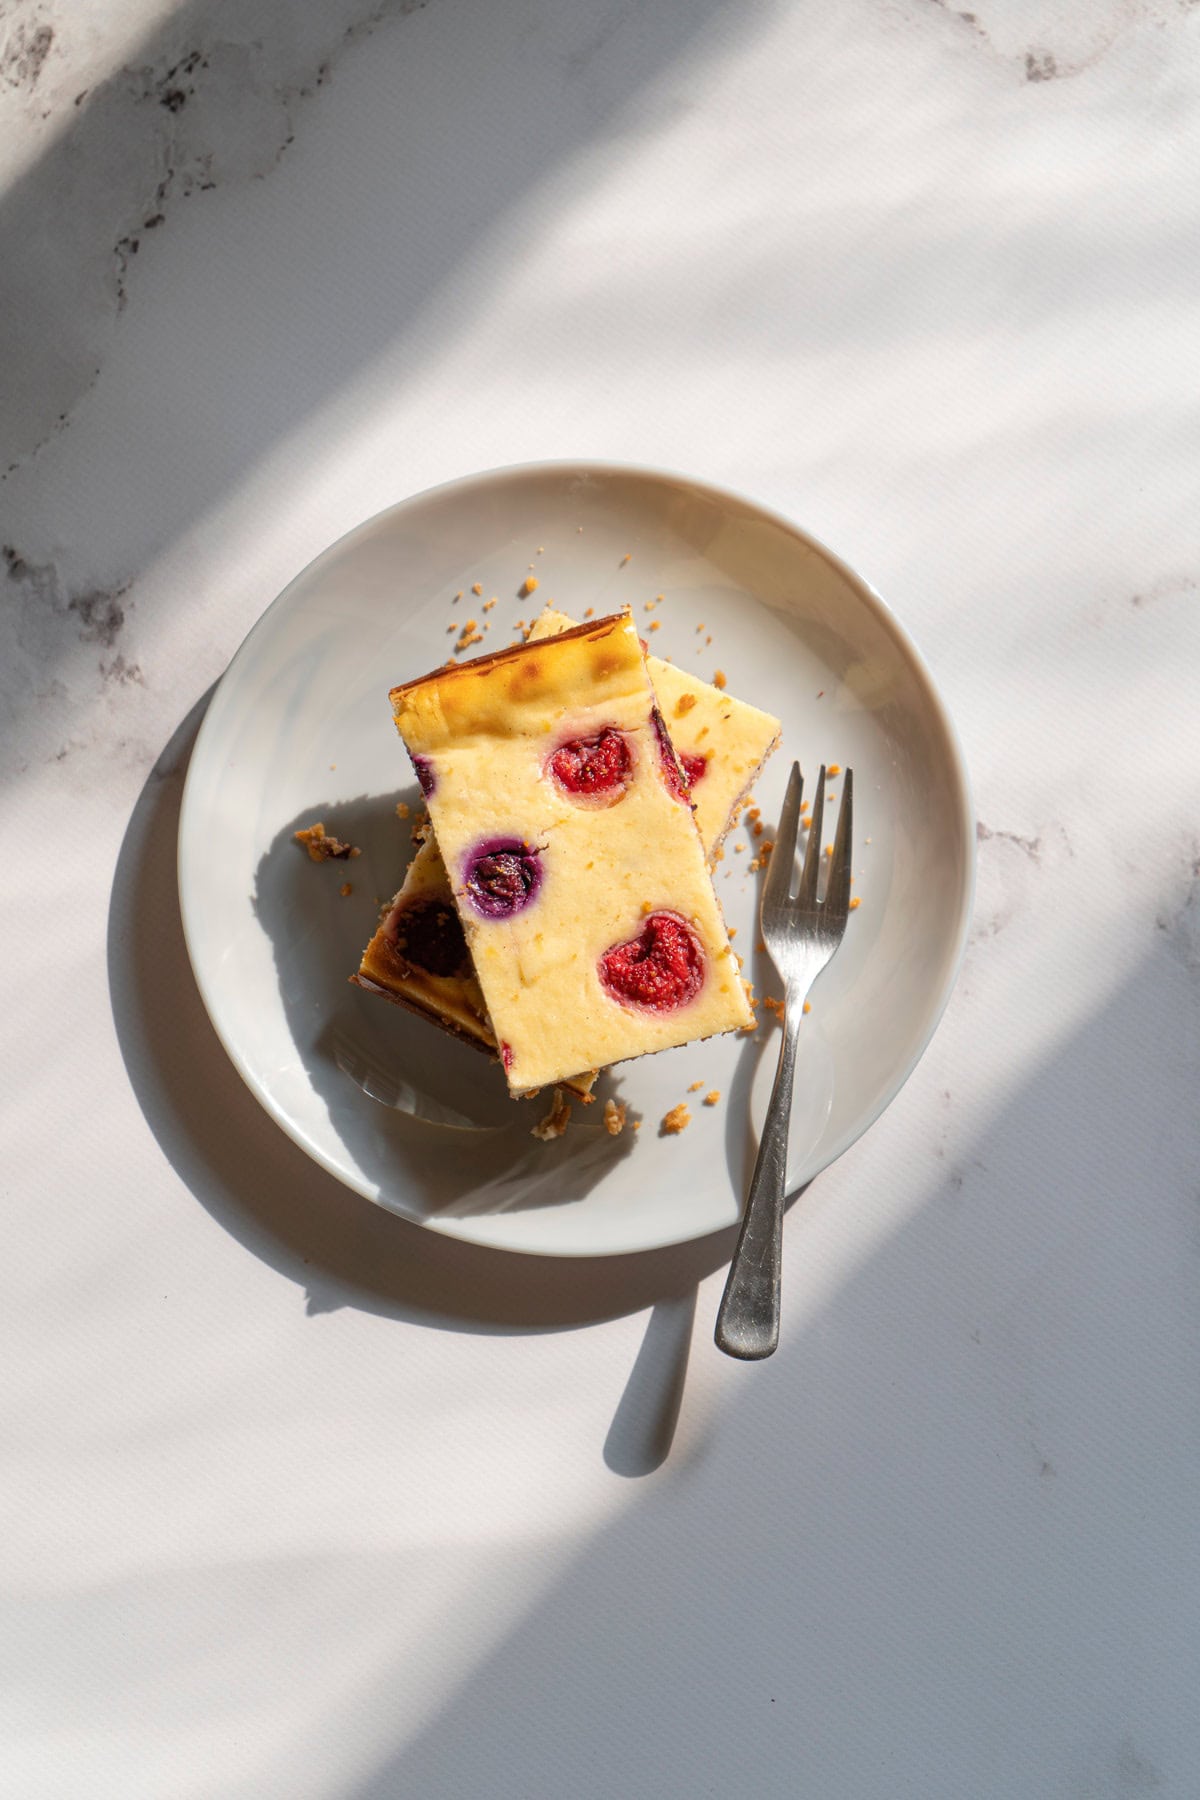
[0,0,749,712]
[340,939,1200,1799]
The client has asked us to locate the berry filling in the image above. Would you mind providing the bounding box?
[680,750,709,789]
[463,839,543,918]
[650,708,691,805]
[410,754,436,798]
[548,727,633,804]
[388,900,467,977]
[598,910,706,1012]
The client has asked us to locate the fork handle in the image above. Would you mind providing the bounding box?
[714,991,803,1360]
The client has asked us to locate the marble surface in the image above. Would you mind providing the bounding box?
[3,0,1200,1793]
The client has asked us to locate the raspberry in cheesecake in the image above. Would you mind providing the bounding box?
[535,607,780,856]
[386,610,752,1094]
[353,821,487,1049]
[353,607,779,1085]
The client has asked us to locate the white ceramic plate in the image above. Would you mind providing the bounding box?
[178,461,974,1257]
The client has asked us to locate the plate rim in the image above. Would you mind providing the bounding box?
[177,456,976,1259]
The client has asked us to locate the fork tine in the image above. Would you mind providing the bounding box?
[796,764,826,908]
[760,761,804,919]
[823,767,854,924]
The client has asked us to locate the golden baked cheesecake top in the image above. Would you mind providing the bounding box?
[389,610,752,1093]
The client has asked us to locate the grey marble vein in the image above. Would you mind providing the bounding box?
[0,0,431,474]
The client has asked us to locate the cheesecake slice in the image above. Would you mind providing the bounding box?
[354,607,779,1088]
[384,610,752,1094]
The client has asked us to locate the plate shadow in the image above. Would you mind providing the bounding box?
[107,695,738,1343]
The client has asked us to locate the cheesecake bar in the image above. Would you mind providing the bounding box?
[353,608,780,1085]
[385,611,753,1094]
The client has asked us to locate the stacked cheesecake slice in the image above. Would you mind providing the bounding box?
[353,605,780,1097]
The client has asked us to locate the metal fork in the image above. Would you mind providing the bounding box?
[715,761,853,1360]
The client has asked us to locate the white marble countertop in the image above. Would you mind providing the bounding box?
[4,0,1200,1793]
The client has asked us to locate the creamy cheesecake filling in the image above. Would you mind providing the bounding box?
[386,611,752,1093]
[354,604,779,1093]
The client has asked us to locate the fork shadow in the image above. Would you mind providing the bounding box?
[107,695,740,1464]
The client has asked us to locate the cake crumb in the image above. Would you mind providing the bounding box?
[620,552,631,565]
[849,896,861,910]
[521,576,539,596]
[656,593,664,602]
[458,631,484,650]
[728,926,737,939]
[537,545,545,554]
[339,882,353,897]
[294,822,358,862]
[454,590,463,601]
[648,620,661,632]
[661,1103,691,1135]
[483,597,496,611]
[733,842,745,854]
[396,801,410,820]
[828,763,841,776]
[532,1089,571,1141]
[705,634,712,646]
[704,1090,721,1107]
[688,1080,705,1092]
[762,995,786,1022]
[713,669,727,689]
[472,582,483,595]
[803,1000,812,1013]
[603,1098,627,1137]
[674,692,697,718]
